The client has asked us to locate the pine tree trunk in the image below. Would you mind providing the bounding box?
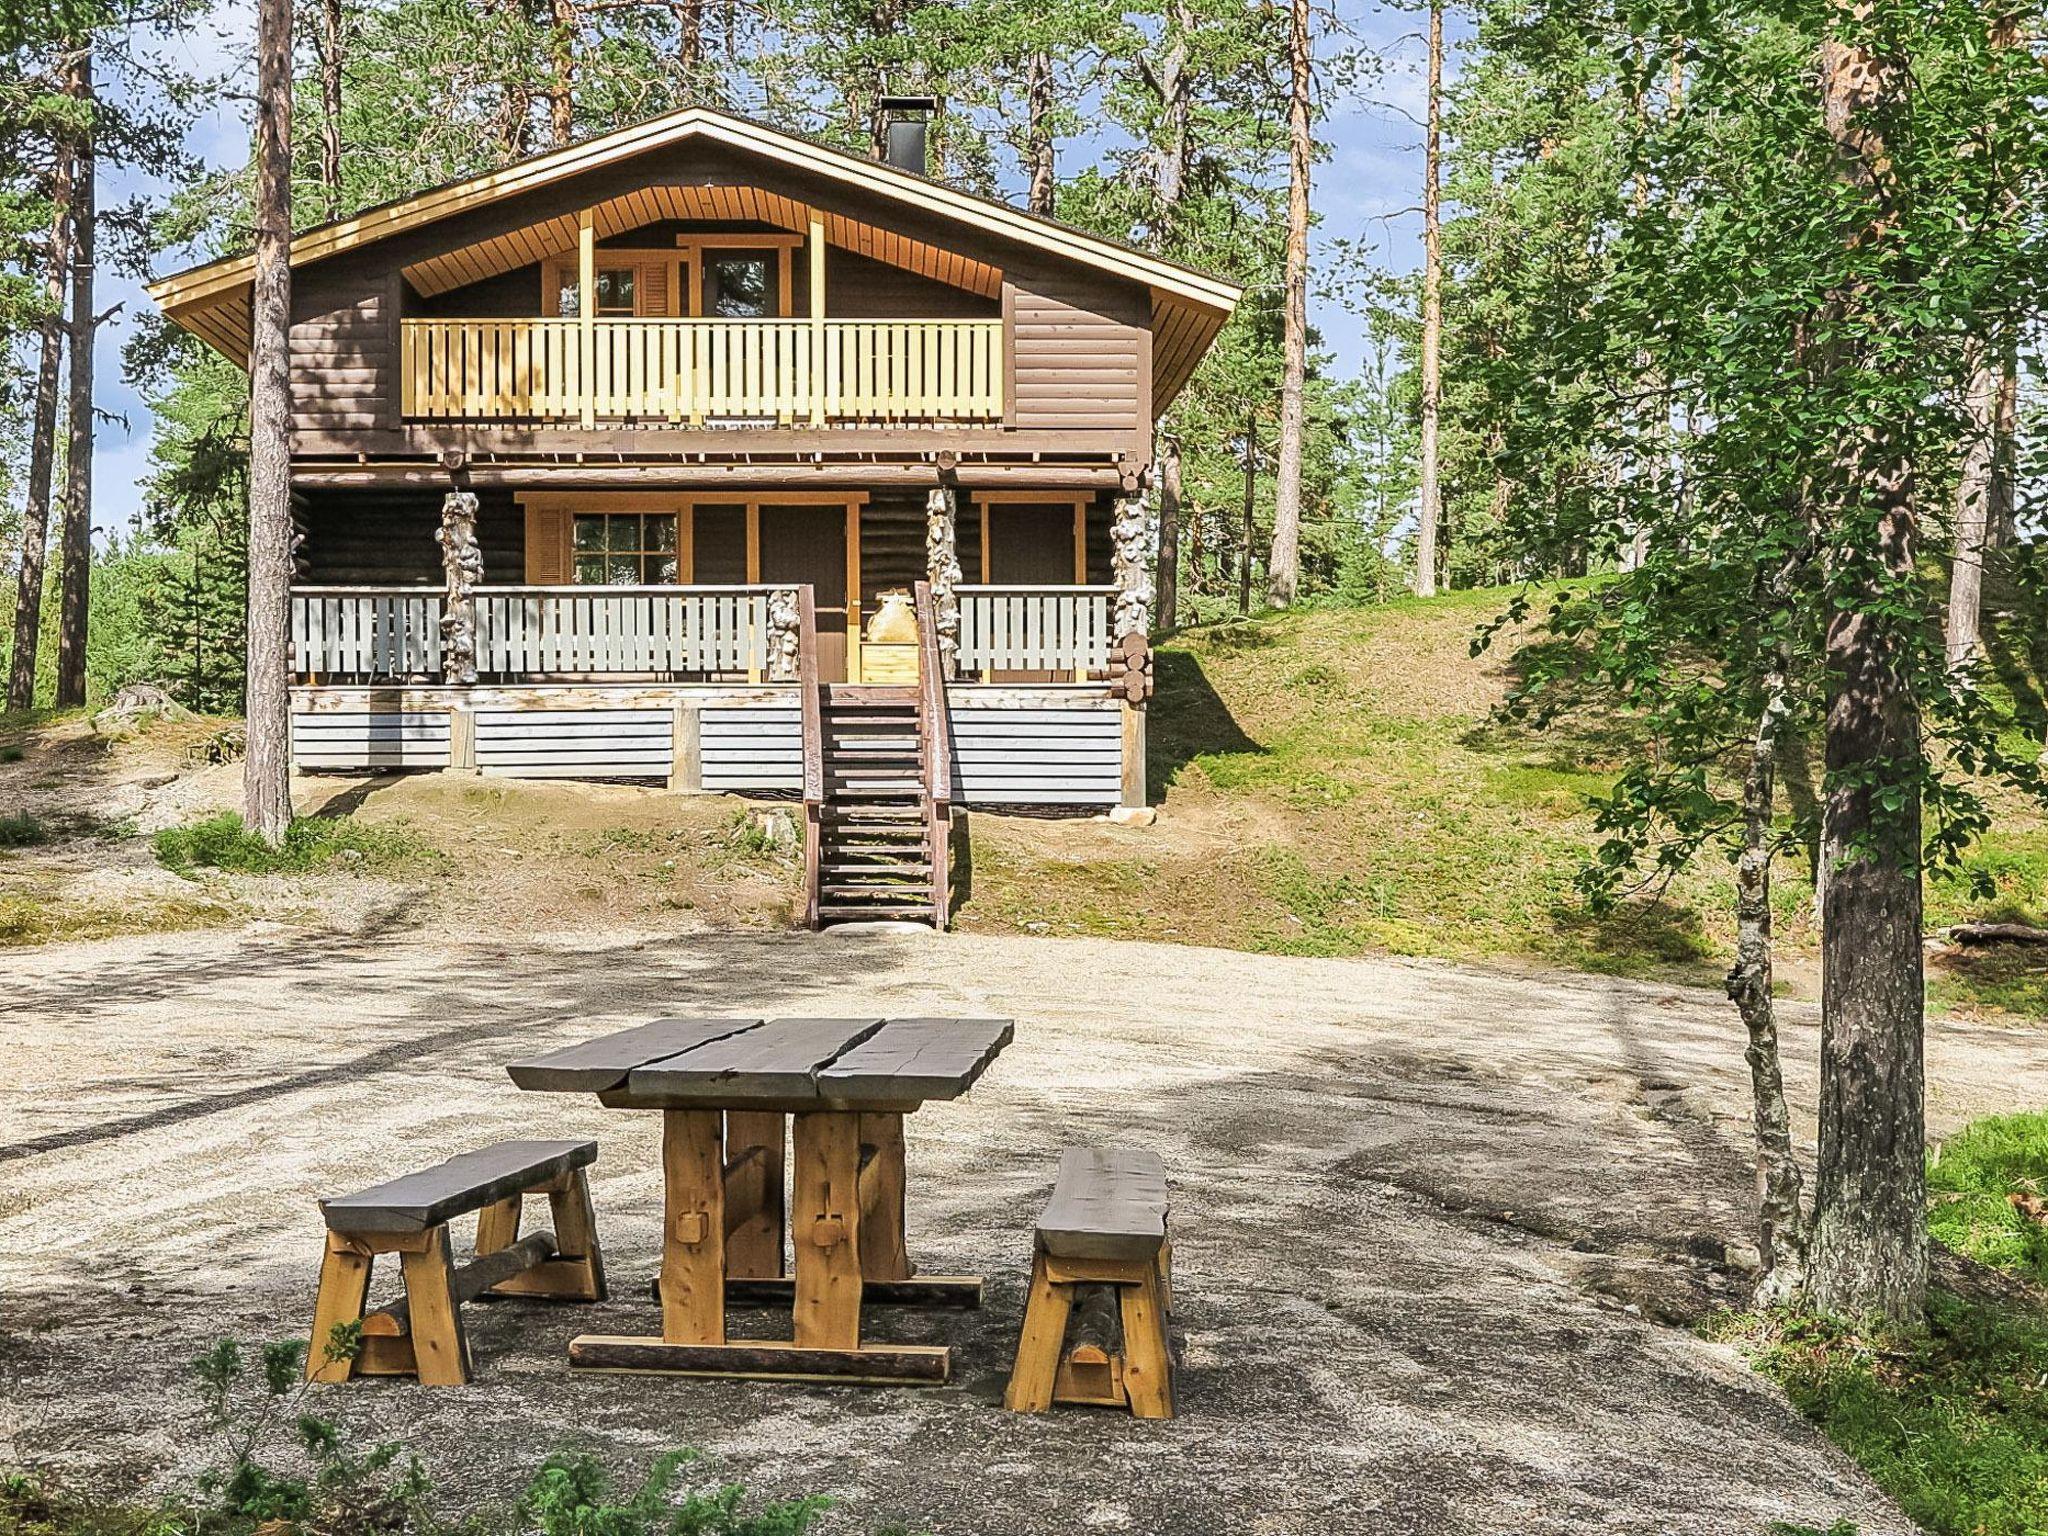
[1025,48,1055,216]
[1727,573,1809,1301]
[675,0,703,84]
[1988,344,2017,547]
[53,48,94,709]
[1807,21,1927,1329]
[7,82,75,714]
[1265,0,1311,608]
[549,0,577,147]
[319,0,342,217]
[1414,0,1445,599]
[1155,437,1183,630]
[244,0,296,845]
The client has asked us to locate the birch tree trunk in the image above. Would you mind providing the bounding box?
[1808,21,1927,1326]
[1265,0,1311,608]
[1727,573,1809,1300]
[6,81,76,713]
[1414,0,1445,598]
[1945,338,1997,670]
[53,46,95,710]
[244,0,296,845]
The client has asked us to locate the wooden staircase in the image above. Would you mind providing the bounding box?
[801,582,953,930]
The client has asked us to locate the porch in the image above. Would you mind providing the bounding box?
[287,583,1143,810]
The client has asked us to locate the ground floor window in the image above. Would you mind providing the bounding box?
[572,512,679,584]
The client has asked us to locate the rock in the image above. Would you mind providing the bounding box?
[1107,805,1157,828]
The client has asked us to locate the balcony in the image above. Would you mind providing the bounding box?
[399,317,1004,426]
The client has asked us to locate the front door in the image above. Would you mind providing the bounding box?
[756,504,850,682]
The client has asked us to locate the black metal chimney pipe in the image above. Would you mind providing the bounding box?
[879,94,937,176]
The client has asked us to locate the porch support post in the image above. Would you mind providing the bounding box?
[924,486,961,673]
[436,489,482,687]
[766,586,801,682]
[1111,492,1152,642]
[808,211,827,426]
[577,210,596,428]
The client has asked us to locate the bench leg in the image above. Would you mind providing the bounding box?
[1117,1267,1174,1420]
[476,1194,521,1256]
[1002,1253,1073,1413]
[307,1236,373,1383]
[548,1165,609,1301]
[1156,1239,1173,1316]
[399,1226,473,1386]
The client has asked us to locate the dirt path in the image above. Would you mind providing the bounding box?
[5,927,2043,1534]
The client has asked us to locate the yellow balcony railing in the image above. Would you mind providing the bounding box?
[399,317,1005,425]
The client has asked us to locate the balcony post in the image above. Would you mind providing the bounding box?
[924,486,961,672]
[436,489,482,687]
[577,210,596,428]
[1111,492,1152,642]
[808,212,827,425]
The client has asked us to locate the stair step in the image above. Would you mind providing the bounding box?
[819,905,938,922]
[823,862,931,877]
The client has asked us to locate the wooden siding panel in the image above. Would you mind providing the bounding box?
[475,708,674,779]
[1005,261,1147,434]
[296,489,524,584]
[291,709,452,770]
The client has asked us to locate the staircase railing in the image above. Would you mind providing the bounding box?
[796,585,824,930]
[913,580,954,928]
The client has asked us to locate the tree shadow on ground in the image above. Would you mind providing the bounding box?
[1145,648,1263,802]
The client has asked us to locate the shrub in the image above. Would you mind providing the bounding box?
[0,814,46,848]
[153,813,436,877]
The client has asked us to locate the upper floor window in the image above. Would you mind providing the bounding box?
[573,512,678,585]
[705,253,775,317]
[558,266,639,318]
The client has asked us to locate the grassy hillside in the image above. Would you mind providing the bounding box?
[960,586,2048,1020]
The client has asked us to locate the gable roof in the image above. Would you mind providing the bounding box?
[147,105,1242,407]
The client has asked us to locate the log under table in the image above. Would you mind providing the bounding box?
[507,1015,1013,1385]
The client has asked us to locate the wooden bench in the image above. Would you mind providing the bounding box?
[1003,1146,1174,1418]
[309,1139,607,1386]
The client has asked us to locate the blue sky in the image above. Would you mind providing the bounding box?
[90,0,1448,537]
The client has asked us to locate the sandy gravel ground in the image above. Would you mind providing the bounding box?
[5,927,2046,1535]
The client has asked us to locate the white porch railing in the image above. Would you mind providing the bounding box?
[400,318,1005,424]
[291,587,444,679]
[290,585,796,680]
[956,585,1115,677]
[475,585,787,676]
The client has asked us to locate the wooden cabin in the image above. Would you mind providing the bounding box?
[147,103,1240,925]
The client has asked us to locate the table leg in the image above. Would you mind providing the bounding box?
[660,1108,725,1345]
[857,1112,912,1283]
[792,1111,862,1350]
[723,1110,786,1280]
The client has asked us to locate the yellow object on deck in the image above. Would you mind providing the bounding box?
[867,591,920,645]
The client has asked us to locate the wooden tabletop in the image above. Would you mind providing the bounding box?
[507,1015,1015,1110]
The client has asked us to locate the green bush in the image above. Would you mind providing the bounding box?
[1928,1112,2048,1282]
[0,814,46,848]
[153,813,436,877]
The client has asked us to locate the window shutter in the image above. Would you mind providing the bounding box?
[640,259,669,317]
[525,505,570,583]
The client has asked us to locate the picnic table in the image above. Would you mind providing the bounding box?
[507,1015,1013,1385]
